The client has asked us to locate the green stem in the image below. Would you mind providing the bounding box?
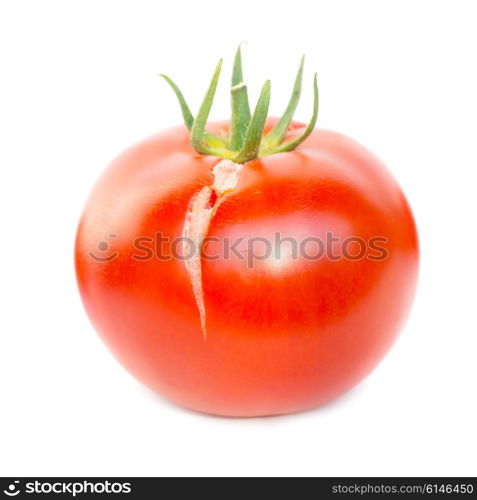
[266,73,318,154]
[229,45,251,151]
[191,60,223,155]
[233,80,271,163]
[159,74,194,130]
[160,73,227,147]
[160,47,319,163]
[265,55,304,147]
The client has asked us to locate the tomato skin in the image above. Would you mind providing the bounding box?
[75,120,418,417]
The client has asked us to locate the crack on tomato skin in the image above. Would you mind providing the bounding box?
[183,159,242,339]
[206,190,218,209]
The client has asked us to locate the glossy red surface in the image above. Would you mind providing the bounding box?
[75,120,419,416]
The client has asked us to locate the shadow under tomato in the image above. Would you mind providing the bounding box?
[136,378,370,422]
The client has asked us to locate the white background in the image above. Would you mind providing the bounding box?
[1,0,476,477]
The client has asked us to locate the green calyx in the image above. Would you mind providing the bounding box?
[160,46,319,164]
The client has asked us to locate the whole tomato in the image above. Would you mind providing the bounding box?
[75,48,418,416]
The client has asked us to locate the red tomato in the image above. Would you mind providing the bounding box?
[75,119,418,417]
